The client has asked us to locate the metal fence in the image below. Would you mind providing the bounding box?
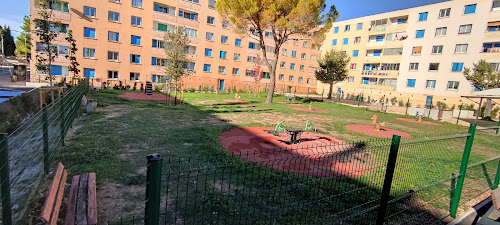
[0,79,88,224]
[104,124,500,225]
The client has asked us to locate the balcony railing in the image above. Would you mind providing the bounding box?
[482,47,500,53]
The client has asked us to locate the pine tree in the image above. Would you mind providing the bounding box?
[15,17,31,59]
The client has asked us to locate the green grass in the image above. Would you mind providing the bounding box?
[53,89,500,223]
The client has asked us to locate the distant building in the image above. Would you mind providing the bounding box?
[319,0,500,107]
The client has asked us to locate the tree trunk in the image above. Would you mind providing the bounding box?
[265,55,278,104]
[327,82,333,99]
[484,99,492,120]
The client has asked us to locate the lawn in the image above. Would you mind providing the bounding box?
[51,89,500,223]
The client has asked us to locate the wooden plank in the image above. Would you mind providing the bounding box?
[49,170,68,225]
[40,162,65,223]
[492,188,500,210]
[64,175,80,225]
[75,173,88,225]
[87,173,97,225]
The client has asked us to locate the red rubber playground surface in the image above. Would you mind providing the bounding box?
[345,124,412,139]
[218,127,371,177]
[117,92,173,101]
[396,118,441,126]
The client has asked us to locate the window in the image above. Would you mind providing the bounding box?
[435,27,447,36]
[235,39,241,46]
[108,51,119,61]
[110,0,120,2]
[232,68,239,75]
[131,0,142,7]
[426,80,436,89]
[289,76,294,82]
[221,36,228,44]
[206,32,214,41]
[152,39,165,48]
[332,39,337,46]
[455,44,468,53]
[154,3,175,15]
[383,48,403,55]
[431,45,443,54]
[184,0,200,3]
[290,63,295,70]
[233,53,240,61]
[279,74,284,80]
[184,45,196,55]
[222,20,229,28]
[208,0,216,8]
[280,62,286,68]
[218,66,226,74]
[380,63,400,70]
[409,63,419,71]
[301,53,306,59]
[341,51,347,56]
[131,35,141,45]
[376,35,384,42]
[493,0,500,11]
[357,23,363,30]
[84,27,95,38]
[183,28,198,38]
[452,63,464,72]
[447,81,460,90]
[303,41,308,47]
[439,8,451,18]
[249,42,256,49]
[348,77,355,83]
[130,72,140,81]
[84,7,96,17]
[180,11,198,21]
[334,27,339,33]
[370,19,388,28]
[291,51,296,57]
[220,51,227,59]
[418,12,428,21]
[298,77,303,83]
[406,79,416,87]
[350,63,357,70]
[108,32,119,42]
[345,25,350,31]
[343,38,349,45]
[310,55,319,61]
[488,24,500,32]
[108,71,119,79]
[294,40,299,45]
[207,16,215,25]
[429,63,439,71]
[204,48,212,57]
[43,0,69,12]
[58,45,69,55]
[464,4,476,14]
[130,54,141,64]
[245,70,253,77]
[203,64,211,72]
[416,30,425,38]
[155,22,172,32]
[282,49,288,56]
[412,46,422,55]
[459,24,472,34]
[354,37,361,44]
[84,68,95,78]
[490,63,500,72]
[131,16,142,26]
[108,11,120,22]
[83,48,95,58]
[300,65,305,71]
[353,50,359,57]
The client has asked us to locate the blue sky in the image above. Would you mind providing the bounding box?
[0,0,450,38]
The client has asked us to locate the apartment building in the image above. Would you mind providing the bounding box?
[29,0,322,93]
[319,0,500,107]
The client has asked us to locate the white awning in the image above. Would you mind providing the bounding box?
[462,88,500,99]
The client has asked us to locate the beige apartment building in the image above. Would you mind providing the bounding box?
[319,0,500,107]
[30,0,322,94]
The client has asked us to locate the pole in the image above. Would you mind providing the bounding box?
[475,98,483,125]
[145,154,162,225]
[60,94,65,146]
[376,135,402,225]
[450,124,477,218]
[493,160,500,189]
[0,133,12,225]
[456,105,462,125]
[358,95,361,107]
[405,98,409,115]
[428,99,433,118]
[42,104,50,173]
[381,95,385,111]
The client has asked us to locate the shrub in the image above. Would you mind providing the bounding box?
[436,101,448,110]
[398,100,404,107]
[390,97,398,105]
[491,107,500,120]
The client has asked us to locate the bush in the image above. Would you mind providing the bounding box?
[450,104,456,111]
[125,85,131,90]
[113,84,120,90]
[398,100,404,107]
[436,101,448,110]
[491,107,500,120]
[390,97,398,105]
[465,104,475,111]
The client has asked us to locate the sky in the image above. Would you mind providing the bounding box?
[0,0,450,38]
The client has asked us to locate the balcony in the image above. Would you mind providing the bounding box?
[369,25,387,34]
[480,47,500,60]
[32,7,71,21]
[361,70,399,78]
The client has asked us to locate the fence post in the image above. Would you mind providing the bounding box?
[450,124,476,218]
[358,95,361,107]
[42,104,50,174]
[145,154,162,225]
[405,98,409,115]
[60,93,65,146]
[0,133,12,225]
[376,135,401,225]
[456,105,462,125]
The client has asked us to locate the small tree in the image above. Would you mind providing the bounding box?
[251,55,264,97]
[15,17,31,59]
[0,26,16,56]
[217,0,337,104]
[164,27,193,105]
[65,30,80,86]
[314,49,350,99]
[463,60,500,120]
[34,0,61,87]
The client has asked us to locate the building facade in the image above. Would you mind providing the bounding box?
[30,0,322,94]
[318,0,500,107]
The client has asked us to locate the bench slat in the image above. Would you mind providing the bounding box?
[40,162,65,223]
[492,188,500,210]
[49,170,68,225]
[64,175,80,225]
[76,173,88,225]
[87,173,97,225]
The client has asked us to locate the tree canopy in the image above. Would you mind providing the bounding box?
[315,49,350,99]
[0,25,16,56]
[463,60,500,120]
[15,17,31,59]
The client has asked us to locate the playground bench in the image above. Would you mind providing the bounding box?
[40,162,97,225]
[478,188,500,224]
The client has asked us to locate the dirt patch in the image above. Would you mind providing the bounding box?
[117,92,172,102]
[197,100,217,105]
[117,144,143,161]
[97,182,145,223]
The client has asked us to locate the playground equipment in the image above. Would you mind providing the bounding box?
[415,112,423,122]
[235,93,241,100]
[286,95,296,103]
[309,103,312,111]
[371,115,386,132]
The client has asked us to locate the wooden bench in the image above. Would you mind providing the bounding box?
[478,188,500,224]
[40,162,97,225]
